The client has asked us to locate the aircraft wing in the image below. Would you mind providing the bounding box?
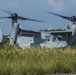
[19,30,41,37]
[50,31,72,35]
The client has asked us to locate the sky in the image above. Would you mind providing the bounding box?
[0,0,76,34]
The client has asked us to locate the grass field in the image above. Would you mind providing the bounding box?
[0,43,76,75]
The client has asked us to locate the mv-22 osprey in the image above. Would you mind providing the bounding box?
[16,12,76,49]
[0,10,76,49]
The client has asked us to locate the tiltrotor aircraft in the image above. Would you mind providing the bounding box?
[0,10,76,49]
[0,10,45,45]
[17,12,76,49]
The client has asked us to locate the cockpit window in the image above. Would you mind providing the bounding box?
[57,36,65,41]
[58,37,62,41]
[53,37,56,42]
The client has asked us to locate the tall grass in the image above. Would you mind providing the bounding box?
[0,44,76,75]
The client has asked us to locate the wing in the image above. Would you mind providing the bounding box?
[19,30,41,37]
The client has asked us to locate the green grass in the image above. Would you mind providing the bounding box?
[0,43,76,75]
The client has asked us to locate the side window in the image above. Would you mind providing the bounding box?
[58,37,62,41]
[53,37,56,42]
[48,39,49,41]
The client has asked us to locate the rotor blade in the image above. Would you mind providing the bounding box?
[47,12,70,20]
[0,16,12,19]
[1,10,13,15]
[18,16,46,23]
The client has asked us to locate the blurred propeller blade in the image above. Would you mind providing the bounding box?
[18,16,46,23]
[47,12,70,20]
[0,16,12,19]
[1,10,13,15]
[1,10,46,23]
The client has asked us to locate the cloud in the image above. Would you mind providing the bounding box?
[48,0,65,11]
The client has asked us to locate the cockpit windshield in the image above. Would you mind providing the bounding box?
[57,36,65,41]
[58,37,62,41]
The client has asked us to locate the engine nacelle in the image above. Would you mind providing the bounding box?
[10,23,19,45]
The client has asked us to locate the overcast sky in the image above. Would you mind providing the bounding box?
[0,0,76,34]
